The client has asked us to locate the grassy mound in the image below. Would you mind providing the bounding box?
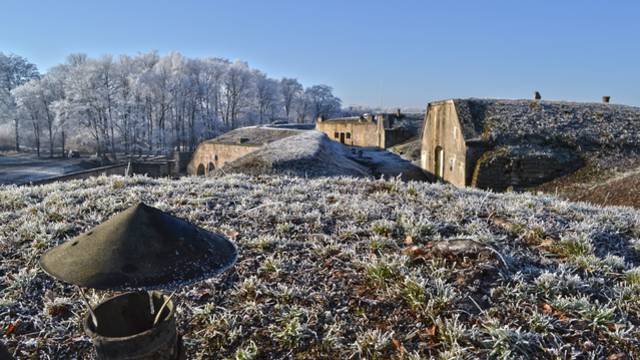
[220,131,370,178]
[1,175,640,358]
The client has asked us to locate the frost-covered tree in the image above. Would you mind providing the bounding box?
[7,52,342,155]
[12,80,45,156]
[304,85,341,122]
[254,71,281,123]
[0,53,39,151]
[280,78,303,121]
[221,61,254,129]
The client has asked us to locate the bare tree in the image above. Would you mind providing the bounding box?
[0,53,39,151]
[305,85,341,121]
[221,61,252,129]
[255,72,281,123]
[280,78,303,121]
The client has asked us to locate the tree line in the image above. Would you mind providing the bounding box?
[0,52,342,158]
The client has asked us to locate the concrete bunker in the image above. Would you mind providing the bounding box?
[188,126,307,175]
[420,98,640,191]
[316,111,420,148]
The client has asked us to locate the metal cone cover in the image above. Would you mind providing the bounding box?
[40,202,237,290]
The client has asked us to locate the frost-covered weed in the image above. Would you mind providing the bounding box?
[232,340,258,360]
[624,267,640,285]
[435,314,466,346]
[552,235,593,258]
[351,329,393,359]
[370,219,396,237]
[481,319,539,359]
[365,256,401,289]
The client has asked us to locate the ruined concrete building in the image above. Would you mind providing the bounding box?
[188,126,306,175]
[316,110,419,148]
[421,98,640,190]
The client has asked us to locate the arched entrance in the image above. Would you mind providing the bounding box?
[208,162,215,173]
[196,164,205,176]
[435,146,444,179]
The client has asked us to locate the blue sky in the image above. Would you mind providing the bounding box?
[2,0,639,108]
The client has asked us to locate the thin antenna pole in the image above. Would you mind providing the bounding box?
[379,80,383,110]
[78,286,98,328]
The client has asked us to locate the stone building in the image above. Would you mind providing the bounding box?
[316,111,418,148]
[420,98,640,190]
[187,126,304,175]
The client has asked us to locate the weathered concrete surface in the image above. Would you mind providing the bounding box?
[316,113,419,149]
[419,98,640,190]
[420,100,468,187]
[471,145,583,191]
[188,126,304,175]
[316,116,381,147]
[188,142,260,175]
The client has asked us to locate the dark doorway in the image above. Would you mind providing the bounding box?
[197,164,205,176]
[340,132,345,144]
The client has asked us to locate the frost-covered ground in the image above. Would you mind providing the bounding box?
[1,174,640,358]
[453,99,640,149]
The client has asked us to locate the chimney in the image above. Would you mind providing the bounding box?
[534,91,541,100]
[602,96,611,104]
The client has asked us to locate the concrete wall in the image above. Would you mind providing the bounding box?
[315,118,383,148]
[173,151,193,175]
[384,127,415,149]
[29,164,129,185]
[420,99,589,190]
[471,146,583,191]
[187,142,261,175]
[132,161,173,178]
[29,160,181,185]
[420,101,467,187]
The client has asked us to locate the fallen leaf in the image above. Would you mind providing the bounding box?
[539,239,554,248]
[223,229,239,240]
[425,324,437,337]
[404,236,413,245]
[5,323,16,335]
[391,338,404,355]
[542,303,553,314]
[403,246,428,257]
